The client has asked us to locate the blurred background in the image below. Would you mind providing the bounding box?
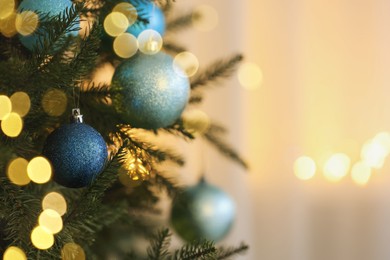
[174,0,390,259]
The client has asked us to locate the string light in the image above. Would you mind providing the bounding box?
[137,29,162,55]
[351,161,371,186]
[294,156,316,180]
[0,12,17,37]
[0,95,12,120]
[42,192,67,216]
[15,10,39,36]
[361,140,387,169]
[3,246,27,260]
[10,91,31,117]
[173,52,199,78]
[27,156,52,184]
[104,12,129,37]
[0,0,15,20]
[323,153,350,182]
[238,62,263,90]
[38,209,63,234]
[61,243,86,260]
[113,32,138,58]
[31,226,54,250]
[113,2,137,26]
[182,109,210,135]
[42,89,68,116]
[7,157,30,186]
[1,112,23,137]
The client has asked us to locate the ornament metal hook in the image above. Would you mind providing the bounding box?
[71,108,83,123]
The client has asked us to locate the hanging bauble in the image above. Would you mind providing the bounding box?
[42,109,107,188]
[126,0,165,37]
[170,179,235,242]
[111,52,190,129]
[17,0,79,51]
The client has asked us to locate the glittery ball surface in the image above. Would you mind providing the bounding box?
[18,0,79,51]
[126,0,165,37]
[111,52,190,129]
[42,122,107,188]
[170,180,235,242]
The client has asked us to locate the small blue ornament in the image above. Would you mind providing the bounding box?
[170,179,235,242]
[111,52,190,129]
[18,0,79,51]
[126,0,165,37]
[42,109,107,188]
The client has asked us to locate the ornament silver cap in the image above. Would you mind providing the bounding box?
[71,108,83,123]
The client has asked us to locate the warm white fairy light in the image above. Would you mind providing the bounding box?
[39,209,63,234]
[238,62,263,90]
[0,95,12,120]
[31,226,54,250]
[41,89,68,116]
[61,243,86,260]
[113,2,137,26]
[3,246,27,260]
[173,52,199,78]
[7,157,30,186]
[351,161,371,186]
[104,12,129,37]
[294,156,316,180]
[42,192,67,216]
[323,153,350,182]
[10,91,31,117]
[0,12,17,38]
[27,156,52,184]
[15,10,39,36]
[0,0,15,20]
[137,29,163,55]
[113,32,138,58]
[1,112,23,137]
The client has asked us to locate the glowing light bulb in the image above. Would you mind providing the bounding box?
[192,5,219,32]
[173,51,199,78]
[10,91,31,117]
[1,112,23,137]
[238,62,263,90]
[27,156,52,184]
[39,209,63,234]
[294,156,316,180]
[3,246,27,260]
[113,2,137,26]
[113,32,138,58]
[15,10,39,36]
[41,89,68,116]
[323,153,350,182]
[104,12,129,37]
[0,0,15,20]
[351,161,371,186]
[361,140,387,169]
[182,109,211,135]
[137,29,162,55]
[31,226,54,250]
[0,95,12,120]
[61,243,86,260]
[42,192,67,216]
[7,157,30,186]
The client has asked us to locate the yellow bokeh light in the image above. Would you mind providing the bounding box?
[113,2,137,26]
[182,109,210,135]
[173,52,199,78]
[10,91,31,117]
[3,246,27,260]
[7,157,30,186]
[294,156,316,180]
[0,12,17,37]
[61,243,86,260]
[104,12,129,37]
[1,112,23,137]
[42,89,68,116]
[42,192,67,216]
[351,161,371,186]
[323,153,350,182]
[15,10,39,36]
[27,156,52,184]
[192,5,219,32]
[30,226,54,250]
[238,62,263,90]
[113,32,138,58]
[39,209,63,234]
[372,132,390,155]
[361,140,387,169]
[0,0,15,20]
[137,29,163,55]
[0,95,12,120]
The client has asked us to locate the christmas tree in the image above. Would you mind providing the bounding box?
[0,0,248,258]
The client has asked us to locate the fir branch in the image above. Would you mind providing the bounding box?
[216,243,249,259]
[166,11,199,32]
[147,228,172,260]
[204,125,248,169]
[191,54,243,90]
[152,172,181,198]
[163,42,187,54]
[170,240,217,260]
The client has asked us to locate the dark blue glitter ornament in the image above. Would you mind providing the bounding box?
[42,109,107,188]
[170,178,235,242]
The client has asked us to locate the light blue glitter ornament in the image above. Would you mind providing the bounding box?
[18,0,79,51]
[42,109,107,188]
[170,178,235,242]
[111,52,190,129]
[126,0,165,37]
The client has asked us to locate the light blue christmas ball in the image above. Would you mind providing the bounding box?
[42,122,107,188]
[170,180,235,242]
[18,0,79,51]
[111,52,190,129]
[126,0,165,37]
